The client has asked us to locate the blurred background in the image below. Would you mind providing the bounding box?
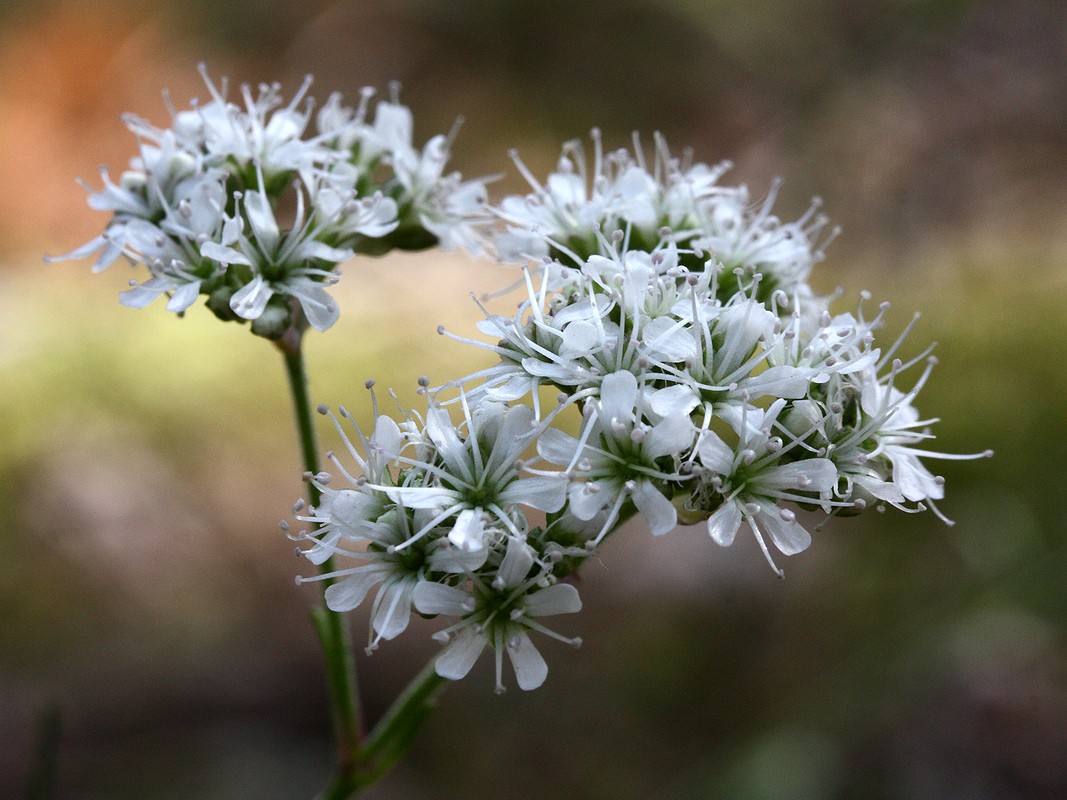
[2,0,1065,797]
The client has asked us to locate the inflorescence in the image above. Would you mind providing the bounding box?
[54,72,990,693]
[288,132,991,692]
[49,66,490,338]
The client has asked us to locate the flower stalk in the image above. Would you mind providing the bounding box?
[279,328,363,793]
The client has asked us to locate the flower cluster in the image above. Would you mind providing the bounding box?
[292,390,581,694]
[293,133,990,691]
[49,67,489,336]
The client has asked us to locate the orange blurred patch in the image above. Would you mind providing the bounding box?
[0,1,224,258]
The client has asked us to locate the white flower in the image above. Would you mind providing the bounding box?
[164,66,337,182]
[834,360,992,521]
[496,132,732,264]
[413,537,582,692]
[375,398,567,553]
[695,400,840,576]
[538,370,694,543]
[691,180,834,301]
[648,295,811,424]
[344,94,492,254]
[200,180,357,330]
[297,506,484,652]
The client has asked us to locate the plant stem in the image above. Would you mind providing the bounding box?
[279,334,362,795]
[360,660,447,785]
[279,324,451,798]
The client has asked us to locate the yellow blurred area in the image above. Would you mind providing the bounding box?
[2,1,1066,798]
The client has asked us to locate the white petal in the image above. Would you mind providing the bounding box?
[448,508,487,552]
[631,480,677,536]
[119,280,167,308]
[428,543,488,573]
[537,427,581,466]
[166,281,202,312]
[486,404,535,466]
[524,583,582,617]
[326,489,380,535]
[323,565,387,612]
[287,280,339,331]
[891,450,942,501]
[303,529,343,566]
[757,502,812,555]
[372,577,416,640]
[707,500,742,546]
[546,171,586,206]
[697,430,735,475]
[412,581,472,616]
[372,416,403,457]
[485,374,535,402]
[373,102,414,153]
[300,240,355,264]
[740,365,809,399]
[755,458,838,494]
[568,481,611,521]
[200,241,251,266]
[507,631,548,691]
[425,406,468,475]
[853,473,905,503]
[559,320,600,355]
[642,316,697,362]
[501,476,567,513]
[229,275,273,320]
[497,537,536,588]
[599,370,638,426]
[384,485,454,510]
[649,384,700,418]
[643,414,696,461]
[435,627,486,681]
[243,190,280,251]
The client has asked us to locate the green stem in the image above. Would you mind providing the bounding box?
[280,335,363,795]
[279,324,449,797]
[360,659,447,786]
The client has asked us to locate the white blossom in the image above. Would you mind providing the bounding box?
[414,537,582,692]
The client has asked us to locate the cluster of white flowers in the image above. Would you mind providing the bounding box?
[49,66,489,337]
[291,133,991,692]
[47,69,989,692]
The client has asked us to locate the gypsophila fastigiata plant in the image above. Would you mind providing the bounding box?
[52,71,991,798]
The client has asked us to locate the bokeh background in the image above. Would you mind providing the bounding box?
[2,0,1065,797]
